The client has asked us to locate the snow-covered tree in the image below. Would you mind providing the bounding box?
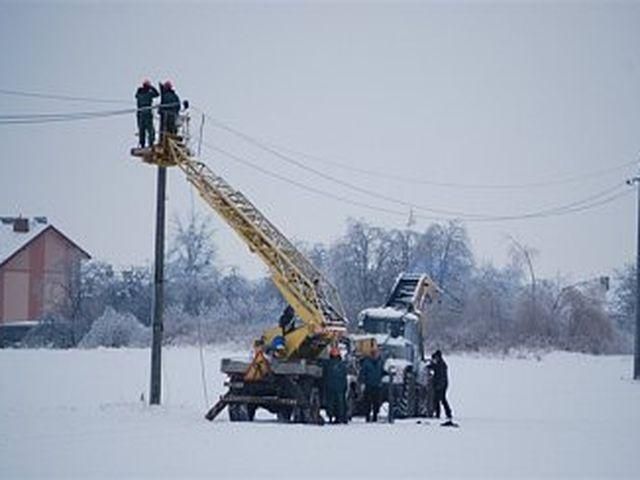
[167,212,219,315]
[79,307,150,348]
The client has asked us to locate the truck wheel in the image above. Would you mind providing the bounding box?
[394,370,416,419]
[309,387,323,425]
[294,386,323,425]
[229,403,251,422]
[247,404,257,421]
[277,406,292,423]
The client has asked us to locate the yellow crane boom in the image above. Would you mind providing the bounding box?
[132,134,347,357]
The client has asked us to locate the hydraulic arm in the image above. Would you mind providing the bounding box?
[132,134,348,358]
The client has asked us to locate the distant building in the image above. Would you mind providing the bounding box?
[0,217,91,329]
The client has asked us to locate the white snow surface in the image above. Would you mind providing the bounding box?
[1,348,639,479]
[360,306,417,321]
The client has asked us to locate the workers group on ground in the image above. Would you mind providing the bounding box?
[135,78,182,148]
[320,343,454,425]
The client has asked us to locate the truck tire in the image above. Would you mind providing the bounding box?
[294,386,323,425]
[277,406,292,423]
[229,403,254,422]
[394,369,416,419]
[247,404,257,421]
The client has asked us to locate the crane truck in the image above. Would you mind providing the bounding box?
[132,125,439,425]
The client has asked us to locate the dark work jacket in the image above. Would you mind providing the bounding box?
[359,356,384,388]
[135,85,159,110]
[324,357,347,393]
[159,85,180,114]
[428,358,448,390]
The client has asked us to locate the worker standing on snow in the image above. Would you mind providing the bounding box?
[428,350,454,422]
[324,345,348,424]
[159,80,181,135]
[135,79,159,147]
[360,346,384,422]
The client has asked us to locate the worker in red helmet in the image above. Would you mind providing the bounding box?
[323,344,348,424]
[158,79,180,135]
[135,79,159,147]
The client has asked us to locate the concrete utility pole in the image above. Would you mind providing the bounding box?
[150,164,167,404]
[628,175,640,380]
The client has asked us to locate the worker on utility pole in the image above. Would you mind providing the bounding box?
[159,80,180,135]
[135,79,159,147]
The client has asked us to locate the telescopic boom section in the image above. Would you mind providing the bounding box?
[133,135,347,333]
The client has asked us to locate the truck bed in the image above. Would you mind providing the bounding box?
[221,357,323,378]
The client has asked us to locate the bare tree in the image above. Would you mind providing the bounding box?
[167,211,218,315]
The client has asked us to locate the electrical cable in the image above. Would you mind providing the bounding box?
[195,316,209,409]
[0,108,137,124]
[198,140,631,223]
[197,132,627,221]
[0,88,128,105]
[265,144,637,190]
[0,87,634,189]
[192,105,637,191]
[192,106,633,221]
[1,86,633,190]
[0,103,179,125]
[194,108,495,218]
[199,140,437,220]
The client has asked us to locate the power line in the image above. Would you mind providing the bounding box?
[0,87,634,190]
[193,107,629,221]
[470,183,627,222]
[192,106,637,191]
[271,145,637,190]
[199,141,433,220]
[1,87,633,190]
[194,108,490,218]
[198,139,631,223]
[0,104,176,125]
[0,88,128,105]
[0,108,136,124]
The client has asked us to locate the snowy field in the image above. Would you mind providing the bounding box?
[1,347,639,479]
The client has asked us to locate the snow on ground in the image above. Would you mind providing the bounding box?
[1,347,639,479]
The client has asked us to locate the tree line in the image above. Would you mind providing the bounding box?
[21,213,636,354]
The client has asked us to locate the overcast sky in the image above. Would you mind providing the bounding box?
[1,1,638,283]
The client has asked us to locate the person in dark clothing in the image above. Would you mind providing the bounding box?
[323,346,348,424]
[427,350,453,420]
[278,305,295,336]
[359,346,384,422]
[135,79,159,147]
[159,80,181,135]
